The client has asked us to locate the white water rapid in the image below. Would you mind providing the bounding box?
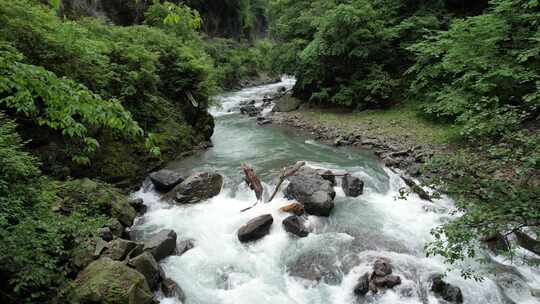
[131,78,540,304]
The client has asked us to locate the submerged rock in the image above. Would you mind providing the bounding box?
[177,239,195,256]
[287,252,342,284]
[341,174,364,197]
[171,171,223,204]
[143,229,177,261]
[237,214,273,243]
[285,167,335,216]
[431,275,463,303]
[149,169,184,192]
[354,272,370,296]
[282,215,309,237]
[161,277,186,302]
[240,104,261,117]
[71,258,153,304]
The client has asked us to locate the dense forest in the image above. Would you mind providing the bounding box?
[0,0,538,303]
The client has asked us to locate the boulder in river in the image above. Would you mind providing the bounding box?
[177,239,195,255]
[237,214,273,243]
[71,258,153,304]
[282,215,309,237]
[128,252,161,291]
[354,272,370,296]
[143,229,177,261]
[171,171,223,204]
[431,275,463,303]
[240,104,261,117]
[285,167,336,216]
[341,174,364,197]
[287,252,342,284]
[161,277,186,302]
[149,169,184,192]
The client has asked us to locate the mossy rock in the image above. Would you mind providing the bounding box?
[70,258,153,304]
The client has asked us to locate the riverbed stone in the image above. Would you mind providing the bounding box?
[237,214,273,243]
[104,238,141,261]
[161,277,186,302]
[143,229,177,261]
[171,171,223,204]
[128,252,161,291]
[285,167,335,217]
[341,174,364,197]
[282,215,309,237]
[71,258,153,304]
[373,257,392,276]
[129,198,147,214]
[150,169,184,192]
[287,252,341,284]
[354,272,370,296]
[177,239,195,255]
[431,275,463,303]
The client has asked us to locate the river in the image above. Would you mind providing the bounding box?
[131,78,540,304]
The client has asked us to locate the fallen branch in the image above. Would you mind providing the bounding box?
[240,164,263,212]
[268,161,306,203]
[400,175,432,202]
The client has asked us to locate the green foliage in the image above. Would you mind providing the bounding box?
[0,43,143,165]
[408,0,540,139]
[269,0,446,108]
[0,116,110,302]
[145,1,202,40]
[0,0,214,181]
[205,38,276,89]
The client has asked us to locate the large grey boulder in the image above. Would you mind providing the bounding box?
[285,167,335,216]
[341,174,364,197]
[431,275,463,303]
[149,169,184,192]
[282,215,309,237]
[70,258,153,304]
[143,229,177,261]
[129,252,161,291]
[272,95,301,112]
[238,214,273,243]
[171,172,223,204]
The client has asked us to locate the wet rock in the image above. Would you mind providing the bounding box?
[341,174,364,197]
[257,116,272,126]
[373,257,392,276]
[515,230,540,255]
[531,288,540,298]
[316,169,336,186]
[354,272,370,296]
[401,175,432,202]
[149,169,184,192]
[240,104,261,117]
[143,229,177,261]
[279,202,305,216]
[171,171,223,204]
[98,227,113,242]
[237,214,273,243]
[285,167,335,217]
[129,198,147,214]
[71,258,153,304]
[282,215,309,237]
[287,252,341,284]
[129,252,161,291]
[105,238,142,261]
[431,275,463,303]
[177,239,195,255]
[106,218,125,238]
[372,275,401,289]
[272,95,301,112]
[161,277,186,302]
[383,156,399,167]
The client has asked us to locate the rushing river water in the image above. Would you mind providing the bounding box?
[132,78,540,304]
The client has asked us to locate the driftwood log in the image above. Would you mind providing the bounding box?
[268,161,306,202]
[400,176,432,202]
[240,164,264,212]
